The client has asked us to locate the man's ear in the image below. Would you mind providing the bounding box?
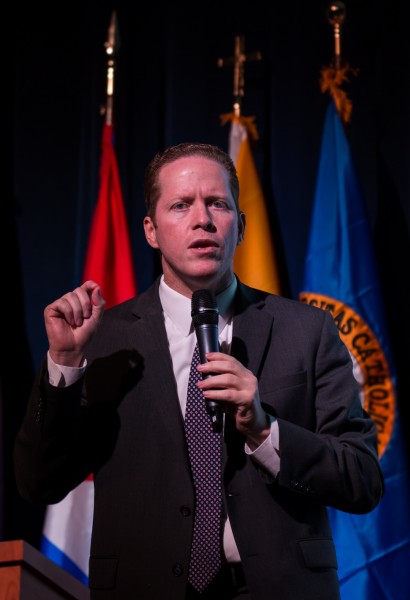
[143,216,159,249]
[237,211,246,245]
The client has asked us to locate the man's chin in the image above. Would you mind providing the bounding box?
[186,267,232,288]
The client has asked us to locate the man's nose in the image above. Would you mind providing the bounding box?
[193,203,215,230]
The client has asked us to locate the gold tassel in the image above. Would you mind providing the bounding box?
[219,112,259,141]
[320,64,358,125]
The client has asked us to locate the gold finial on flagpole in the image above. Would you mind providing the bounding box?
[217,35,261,118]
[321,2,356,125]
[326,1,346,71]
[103,11,119,125]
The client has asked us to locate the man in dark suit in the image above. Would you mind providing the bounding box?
[14,142,384,599]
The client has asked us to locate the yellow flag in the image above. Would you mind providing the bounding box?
[227,117,281,295]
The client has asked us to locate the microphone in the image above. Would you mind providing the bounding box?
[191,289,224,432]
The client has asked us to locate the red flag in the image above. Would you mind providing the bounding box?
[83,122,137,307]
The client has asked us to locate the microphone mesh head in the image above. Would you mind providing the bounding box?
[191,289,219,327]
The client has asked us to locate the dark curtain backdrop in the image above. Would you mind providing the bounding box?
[5,0,410,547]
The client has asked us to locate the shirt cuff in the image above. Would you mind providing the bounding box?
[245,417,280,477]
[47,351,87,387]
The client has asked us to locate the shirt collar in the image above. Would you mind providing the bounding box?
[159,275,237,337]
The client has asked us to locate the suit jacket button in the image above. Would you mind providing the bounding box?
[172,564,184,577]
[180,505,191,517]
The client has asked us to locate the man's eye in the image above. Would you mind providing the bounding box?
[173,202,189,210]
[210,200,228,209]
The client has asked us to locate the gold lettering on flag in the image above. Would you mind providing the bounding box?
[300,292,394,457]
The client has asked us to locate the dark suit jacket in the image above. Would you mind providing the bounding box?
[14,278,384,599]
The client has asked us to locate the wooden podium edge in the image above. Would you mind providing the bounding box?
[0,540,89,599]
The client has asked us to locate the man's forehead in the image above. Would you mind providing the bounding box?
[158,157,230,189]
[160,155,225,174]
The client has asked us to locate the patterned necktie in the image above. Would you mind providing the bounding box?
[184,344,223,592]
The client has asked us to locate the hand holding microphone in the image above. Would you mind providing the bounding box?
[191,288,270,443]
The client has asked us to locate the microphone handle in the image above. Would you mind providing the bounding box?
[195,324,219,364]
[195,323,224,432]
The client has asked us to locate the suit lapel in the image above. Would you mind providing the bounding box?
[129,283,187,447]
[231,283,274,378]
[224,283,275,475]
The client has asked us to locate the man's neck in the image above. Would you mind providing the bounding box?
[162,273,234,299]
[160,275,237,318]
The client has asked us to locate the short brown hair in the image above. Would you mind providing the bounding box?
[143,142,240,218]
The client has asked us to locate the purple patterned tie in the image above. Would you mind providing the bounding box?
[184,344,223,592]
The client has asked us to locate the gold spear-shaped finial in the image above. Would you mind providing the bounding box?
[217,35,261,117]
[103,11,119,125]
[321,1,357,125]
[326,1,346,71]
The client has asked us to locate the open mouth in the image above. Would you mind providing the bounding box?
[189,239,218,250]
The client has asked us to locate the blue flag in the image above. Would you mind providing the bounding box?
[300,99,410,599]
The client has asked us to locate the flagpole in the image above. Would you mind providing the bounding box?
[83,10,137,309]
[104,11,118,126]
[326,1,346,72]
